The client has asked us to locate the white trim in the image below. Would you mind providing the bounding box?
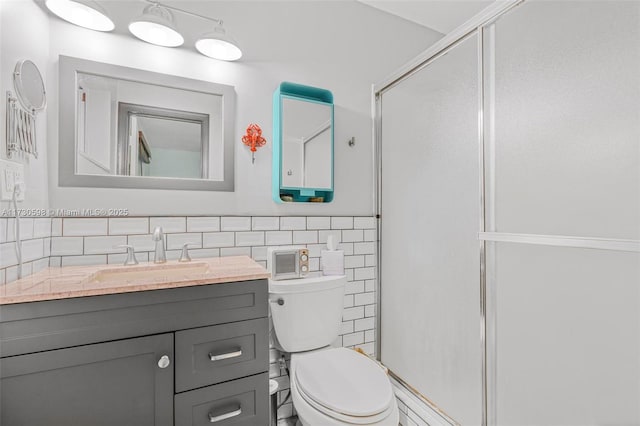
[373,1,523,94]
[478,232,640,253]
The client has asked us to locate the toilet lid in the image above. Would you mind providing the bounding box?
[294,348,393,418]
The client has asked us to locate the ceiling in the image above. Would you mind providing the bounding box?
[357,0,496,35]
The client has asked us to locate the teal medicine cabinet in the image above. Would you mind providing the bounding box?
[273,82,334,203]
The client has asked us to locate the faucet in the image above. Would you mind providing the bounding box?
[152,226,166,263]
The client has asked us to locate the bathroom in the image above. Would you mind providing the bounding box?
[0,0,638,425]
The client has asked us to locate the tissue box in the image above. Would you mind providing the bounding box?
[321,250,344,276]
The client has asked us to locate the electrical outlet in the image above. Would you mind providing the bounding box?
[0,159,25,201]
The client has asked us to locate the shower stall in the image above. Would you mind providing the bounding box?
[375,1,640,425]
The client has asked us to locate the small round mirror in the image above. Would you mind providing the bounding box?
[13,60,46,112]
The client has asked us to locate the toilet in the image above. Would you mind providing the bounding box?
[269,274,399,425]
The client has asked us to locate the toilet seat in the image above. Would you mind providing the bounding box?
[293,348,395,424]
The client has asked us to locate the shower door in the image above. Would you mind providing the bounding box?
[379,33,482,425]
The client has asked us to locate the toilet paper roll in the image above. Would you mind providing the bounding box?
[321,250,344,276]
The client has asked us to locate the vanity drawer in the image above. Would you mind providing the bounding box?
[175,372,268,426]
[175,318,268,392]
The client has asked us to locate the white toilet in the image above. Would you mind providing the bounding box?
[269,274,399,425]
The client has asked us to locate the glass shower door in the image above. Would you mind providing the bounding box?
[379,33,482,425]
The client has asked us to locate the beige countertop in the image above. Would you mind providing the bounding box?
[0,256,270,305]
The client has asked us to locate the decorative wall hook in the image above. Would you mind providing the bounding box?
[242,123,267,163]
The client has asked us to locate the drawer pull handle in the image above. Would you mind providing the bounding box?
[208,407,242,423]
[208,349,243,362]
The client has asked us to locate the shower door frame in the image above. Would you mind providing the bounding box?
[374,1,640,424]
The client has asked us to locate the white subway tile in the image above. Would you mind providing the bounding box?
[365,279,376,292]
[251,246,268,261]
[354,267,375,281]
[22,239,44,262]
[33,218,52,238]
[150,217,186,233]
[345,268,354,282]
[63,218,107,236]
[342,306,365,321]
[220,217,251,231]
[280,217,306,231]
[252,217,279,231]
[127,234,156,252]
[5,265,18,284]
[0,243,18,268]
[305,243,325,257]
[365,304,376,318]
[342,331,364,346]
[84,236,127,254]
[292,231,317,244]
[167,233,202,250]
[236,232,265,247]
[203,232,235,248]
[365,329,375,343]
[354,317,375,332]
[51,218,63,236]
[354,242,376,255]
[49,256,62,267]
[318,230,341,244]
[355,292,375,306]
[331,217,353,229]
[18,218,34,240]
[342,229,364,243]
[364,229,377,242]
[343,295,354,308]
[265,231,292,246]
[344,255,365,269]
[0,268,5,285]
[189,248,220,259]
[365,254,376,267]
[341,321,354,335]
[345,280,365,294]
[338,242,354,255]
[308,257,320,271]
[61,255,107,267]
[51,237,83,256]
[109,218,148,235]
[306,217,330,230]
[4,219,15,242]
[358,342,375,357]
[187,217,220,232]
[108,252,149,264]
[220,247,251,257]
[354,217,376,229]
[257,260,267,268]
[0,218,7,243]
[43,238,51,257]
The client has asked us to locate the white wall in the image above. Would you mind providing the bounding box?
[34,0,441,216]
[0,1,50,210]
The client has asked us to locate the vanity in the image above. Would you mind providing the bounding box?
[0,256,270,426]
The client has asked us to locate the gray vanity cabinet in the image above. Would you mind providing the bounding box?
[0,279,269,426]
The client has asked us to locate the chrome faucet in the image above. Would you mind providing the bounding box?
[152,226,166,264]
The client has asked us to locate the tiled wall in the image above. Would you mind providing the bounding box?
[0,218,52,284]
[1,215,377,422]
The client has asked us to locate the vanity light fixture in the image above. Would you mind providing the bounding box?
[128,3,184,47]
[45,0,115,32]
[195,26,243,61]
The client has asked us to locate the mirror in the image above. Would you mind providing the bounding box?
[273,82,334,203]
[59,55,235,191]
[14,59,46,112]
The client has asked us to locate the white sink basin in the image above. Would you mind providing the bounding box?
[88,262,210,284]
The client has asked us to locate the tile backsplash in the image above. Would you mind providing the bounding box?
[0,215,378,422]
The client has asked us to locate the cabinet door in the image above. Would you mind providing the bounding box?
[1,334,173,426]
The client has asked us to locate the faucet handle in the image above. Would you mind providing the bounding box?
[179,243,193,263]
[115,245,139,266]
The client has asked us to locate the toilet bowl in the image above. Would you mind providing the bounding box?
[269,273,398,425]
[290,347,398,425]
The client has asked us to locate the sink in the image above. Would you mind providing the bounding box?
[88,262,211,284]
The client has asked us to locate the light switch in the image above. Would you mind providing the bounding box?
[0,159,25,201]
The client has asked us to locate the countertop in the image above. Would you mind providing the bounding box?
[0,256,270,305]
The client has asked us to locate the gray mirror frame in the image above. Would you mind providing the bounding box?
[59,55,235,191]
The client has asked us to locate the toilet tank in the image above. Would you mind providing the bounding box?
[269,275,346,352]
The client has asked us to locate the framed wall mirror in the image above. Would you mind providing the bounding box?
[59,55,235,191]
[273,82,334,203]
